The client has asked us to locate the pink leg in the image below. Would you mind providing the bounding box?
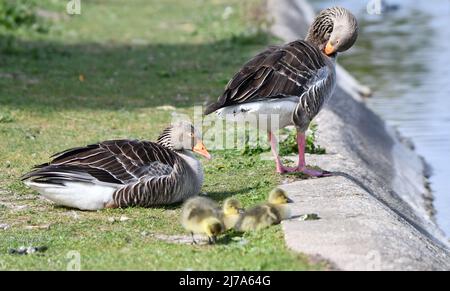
[268,132,290,173]
[286,132,331,177]
[297,132,306,168]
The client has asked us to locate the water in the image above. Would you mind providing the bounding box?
[312,0,450,235]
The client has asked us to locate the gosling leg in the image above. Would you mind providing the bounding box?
[191,232,197,245]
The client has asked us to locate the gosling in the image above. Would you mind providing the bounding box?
[181,196,224,244]
[235,188,292,232]
[221,198,244,230]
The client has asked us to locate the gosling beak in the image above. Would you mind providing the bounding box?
[193,141,211,160]
[324,41,335,56]
[287,197,294,204]
[238,208,245,214]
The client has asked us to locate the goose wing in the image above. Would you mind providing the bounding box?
[204,40,329,115]
[21,140,179,185]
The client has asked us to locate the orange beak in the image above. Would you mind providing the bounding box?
[193,141,211,160]
[324,41,335,55]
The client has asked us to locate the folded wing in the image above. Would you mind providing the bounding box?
[204,40,328,115]
[21,140,178,186]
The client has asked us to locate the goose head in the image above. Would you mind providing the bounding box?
[268,188,293,205]
[306,7,358,57]
[157,121,211,159]
[223,198,244,216]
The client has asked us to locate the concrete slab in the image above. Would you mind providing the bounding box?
[267,0,450,270]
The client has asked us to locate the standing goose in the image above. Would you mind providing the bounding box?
[21,121,211,210]
[205,7,358,176]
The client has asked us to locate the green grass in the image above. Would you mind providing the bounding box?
[0,0,326,270]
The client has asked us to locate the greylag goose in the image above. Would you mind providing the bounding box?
[21,121,211,210]
[181,196,224,244]
[235,188,292,232]
[204,7,358,176]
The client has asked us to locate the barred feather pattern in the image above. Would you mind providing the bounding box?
[306,13,333,50]
[22,139,201,207]
[203,7,359,134]
[293,59,336,132]
[306,6,358,52]
[112,161,191,207]
[204,40,336,132]
[156,123,196,150]
[156,127,175,150]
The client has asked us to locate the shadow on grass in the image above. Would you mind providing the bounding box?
[54,186,254,211]
[206,187,254,201]
[157,187,255,211]
[215,230,245,245]
[0,33,269,111]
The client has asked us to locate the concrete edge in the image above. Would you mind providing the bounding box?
[266,0,450,270]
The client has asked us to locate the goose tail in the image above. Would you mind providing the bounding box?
[204,100,224,115]
[21,165,117,210]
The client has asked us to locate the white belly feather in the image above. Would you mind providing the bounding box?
[215,97,299,130]
[25,180,116,210]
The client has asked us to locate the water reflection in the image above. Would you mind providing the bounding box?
[312,0,450,235]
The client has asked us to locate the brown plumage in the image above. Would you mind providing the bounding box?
[21,122,211,210]
[204,41,329,128]
[205,7,358,175]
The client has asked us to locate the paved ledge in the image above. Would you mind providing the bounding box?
[267,0,450,270]
[281,170,450,270]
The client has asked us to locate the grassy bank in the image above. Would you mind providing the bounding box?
[0,0,324,270]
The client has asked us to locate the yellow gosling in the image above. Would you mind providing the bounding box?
[235,188,292,232]
[181,196,224,244]
[221,198,244,230]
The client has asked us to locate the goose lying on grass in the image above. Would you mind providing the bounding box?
[21,121,211,210]
[205,7,358,176]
